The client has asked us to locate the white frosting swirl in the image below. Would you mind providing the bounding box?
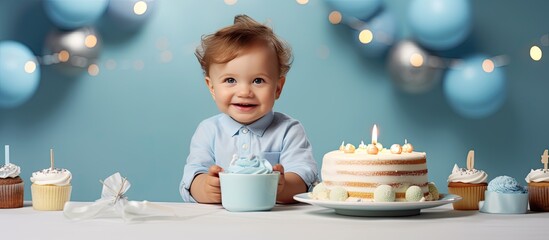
[525,169,549,183]
[30,168,72,186]
[447,164,487,184]
[0,163,21,178]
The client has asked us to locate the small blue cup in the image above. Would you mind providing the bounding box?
[479,190,528,214]
[219,172,280,212]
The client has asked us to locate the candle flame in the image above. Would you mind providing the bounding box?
[372,124,378,144]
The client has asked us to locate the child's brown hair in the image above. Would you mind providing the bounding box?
[195,15,292,78]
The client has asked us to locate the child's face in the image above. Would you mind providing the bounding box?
[205,44,285,125]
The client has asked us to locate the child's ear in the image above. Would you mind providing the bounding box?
[205,77,216,100]
[275,76,286,99]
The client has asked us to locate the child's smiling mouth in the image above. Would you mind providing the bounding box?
[232,103,258,111]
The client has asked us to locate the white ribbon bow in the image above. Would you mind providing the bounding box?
[63,172,178,222]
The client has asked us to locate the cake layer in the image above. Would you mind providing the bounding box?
[321,150,429,200]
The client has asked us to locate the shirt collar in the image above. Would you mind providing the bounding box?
[220,111,274,137]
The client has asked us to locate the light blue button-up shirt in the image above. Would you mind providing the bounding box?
[180,111,318,202]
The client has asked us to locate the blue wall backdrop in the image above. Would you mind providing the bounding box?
[1,0,549,202]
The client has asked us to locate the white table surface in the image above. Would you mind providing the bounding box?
[1,201,548,240]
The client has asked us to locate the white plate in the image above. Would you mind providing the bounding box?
[293,193,462,217]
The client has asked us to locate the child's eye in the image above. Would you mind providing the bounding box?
[252,78,265,84]
[224,78,236,84]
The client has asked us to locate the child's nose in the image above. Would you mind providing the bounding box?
[236,84,253,97]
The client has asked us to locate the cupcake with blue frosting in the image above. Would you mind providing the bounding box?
[480,176,528,214]
[219,154,280,211]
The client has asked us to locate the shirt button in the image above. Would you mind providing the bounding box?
[242,128,249,134]
[242,144,248,149]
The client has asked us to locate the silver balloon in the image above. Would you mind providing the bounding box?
[43,27,101,75]
[387,40,444,94]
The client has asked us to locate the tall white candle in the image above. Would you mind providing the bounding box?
[4,145,9,165]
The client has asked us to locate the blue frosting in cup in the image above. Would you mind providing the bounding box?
[487,176,528,194]
[226,154,273,174]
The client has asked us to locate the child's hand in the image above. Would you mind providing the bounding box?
[272,164,285,196]
[190,165,223,203]
[204,165,223,203]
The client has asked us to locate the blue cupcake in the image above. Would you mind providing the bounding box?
[480,176,528,214]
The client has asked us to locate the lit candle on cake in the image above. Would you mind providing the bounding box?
[4,145,9,165]
[367,125,379,154]
[371,125,378,145]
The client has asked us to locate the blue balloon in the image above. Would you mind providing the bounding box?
[408,0,472,50]
[325,0,382,20]
[353,10,398,58]
[43,0,109,30]
[443,55,507,119]
[107,0,157,31]
[0,41,41,108]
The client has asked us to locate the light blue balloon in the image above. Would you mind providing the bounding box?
[353,10,398,58]
[0,41,41,108]
[43,0,109,30]
[325,0,382,20]
[408,0,472,50]
[107,0,157,30]
[443,55,507,119]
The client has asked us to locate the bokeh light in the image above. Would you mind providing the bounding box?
[409,53,424,67]
[58,50,70,62]
[359,29,373,44]
[328,11,342,25]
[24,61,37,73]
[530,45,542,61]
[88,64,99,76]
[161,50,173,63]
[134,60,145,70]
[134,1,148,15]
[84,34,98,48]
[224,0,237,5]
[296,0,309,5]
[482,59,495,73]
[105,59,117,70]
[317,45,330,59]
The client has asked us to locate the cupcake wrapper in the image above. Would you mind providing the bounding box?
[31,184,72,211]
[0,182,24,209]
[528,185,549,212]
[448,185,486,210]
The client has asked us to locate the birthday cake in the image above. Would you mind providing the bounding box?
[320,141,430,201]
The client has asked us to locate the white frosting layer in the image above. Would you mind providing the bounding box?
[447,164,487,184]
[30,168,72,186]
[321,150,429,199]
[0,163,21,178]
[525,169,549,183]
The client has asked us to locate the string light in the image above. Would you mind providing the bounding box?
[296,0,309,5]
